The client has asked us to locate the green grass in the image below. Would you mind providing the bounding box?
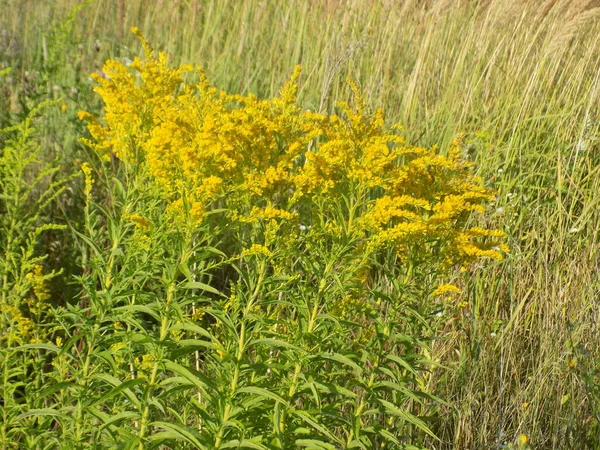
[1,0,600,448]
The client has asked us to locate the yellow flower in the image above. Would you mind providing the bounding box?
[137,354,155,372]
[30,265,51,305]
[242,244,273,258]
[123,213,150,230]
[250,205,297,222]
[191,308,205,321]
[110,342,126,352]
[79,29,507,267]
[432,284,461,297]
[81,162,94,197]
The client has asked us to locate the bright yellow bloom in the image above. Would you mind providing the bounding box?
[431,284,461,297]
[123,213,150,230]
[81,162,94,197]
[251,205,297,222]
[80,29,506,268]
[242,244,273,258]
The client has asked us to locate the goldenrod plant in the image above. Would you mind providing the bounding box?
[27,31,502,448]
[2,0,600,448]
[0,102,69,447]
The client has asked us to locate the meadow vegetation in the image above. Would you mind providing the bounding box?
[1,0,600,448]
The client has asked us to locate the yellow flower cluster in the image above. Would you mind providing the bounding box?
[81,162,94,198]
[431,283,461,297]
[0,265,54,345]
[27,264,51,312]
[123,213,150,230]
[81,30,506,268]
[242,243,273,258]
[1,305,35,344]
[135,353,156,378]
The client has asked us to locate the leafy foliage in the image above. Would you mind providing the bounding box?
[0,32,506,448]
[0,102,69,447]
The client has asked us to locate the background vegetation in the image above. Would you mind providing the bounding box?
[1,0,600,448]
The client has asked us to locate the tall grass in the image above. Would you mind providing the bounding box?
[1,0,600,448]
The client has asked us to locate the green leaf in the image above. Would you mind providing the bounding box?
[347,439,368,449]
[310,380,357,399]
[171,322,216,340]
[235,386,288,405]
[378,399,437,439]
[163,360,217,395]
[220,439,269,449]
[385,354,418,377]
[98,411,140,432]
[319,352,363,375]
[16,343,61,353]
[177,339,215,350]
[183,280,222,296]
[290,410,343,445]
[378,429,400,445]
[149,421,206,449]
[249,337,303,352]
[294,439,336,449]
[111,304,162,322]
[72,229,105,262]
[92,374,142,409]
[374,381,423,403]
[35,381,75,401]
[91,377,145,407]
[16,408,68,421]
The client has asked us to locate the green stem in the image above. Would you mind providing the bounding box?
[75,327,96,444]
[214,321,246,448]
[349,368,376,446]
[215,259,266,447]
[0,332,15,450]
[138,284,174,449]
[137,358,160,450]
